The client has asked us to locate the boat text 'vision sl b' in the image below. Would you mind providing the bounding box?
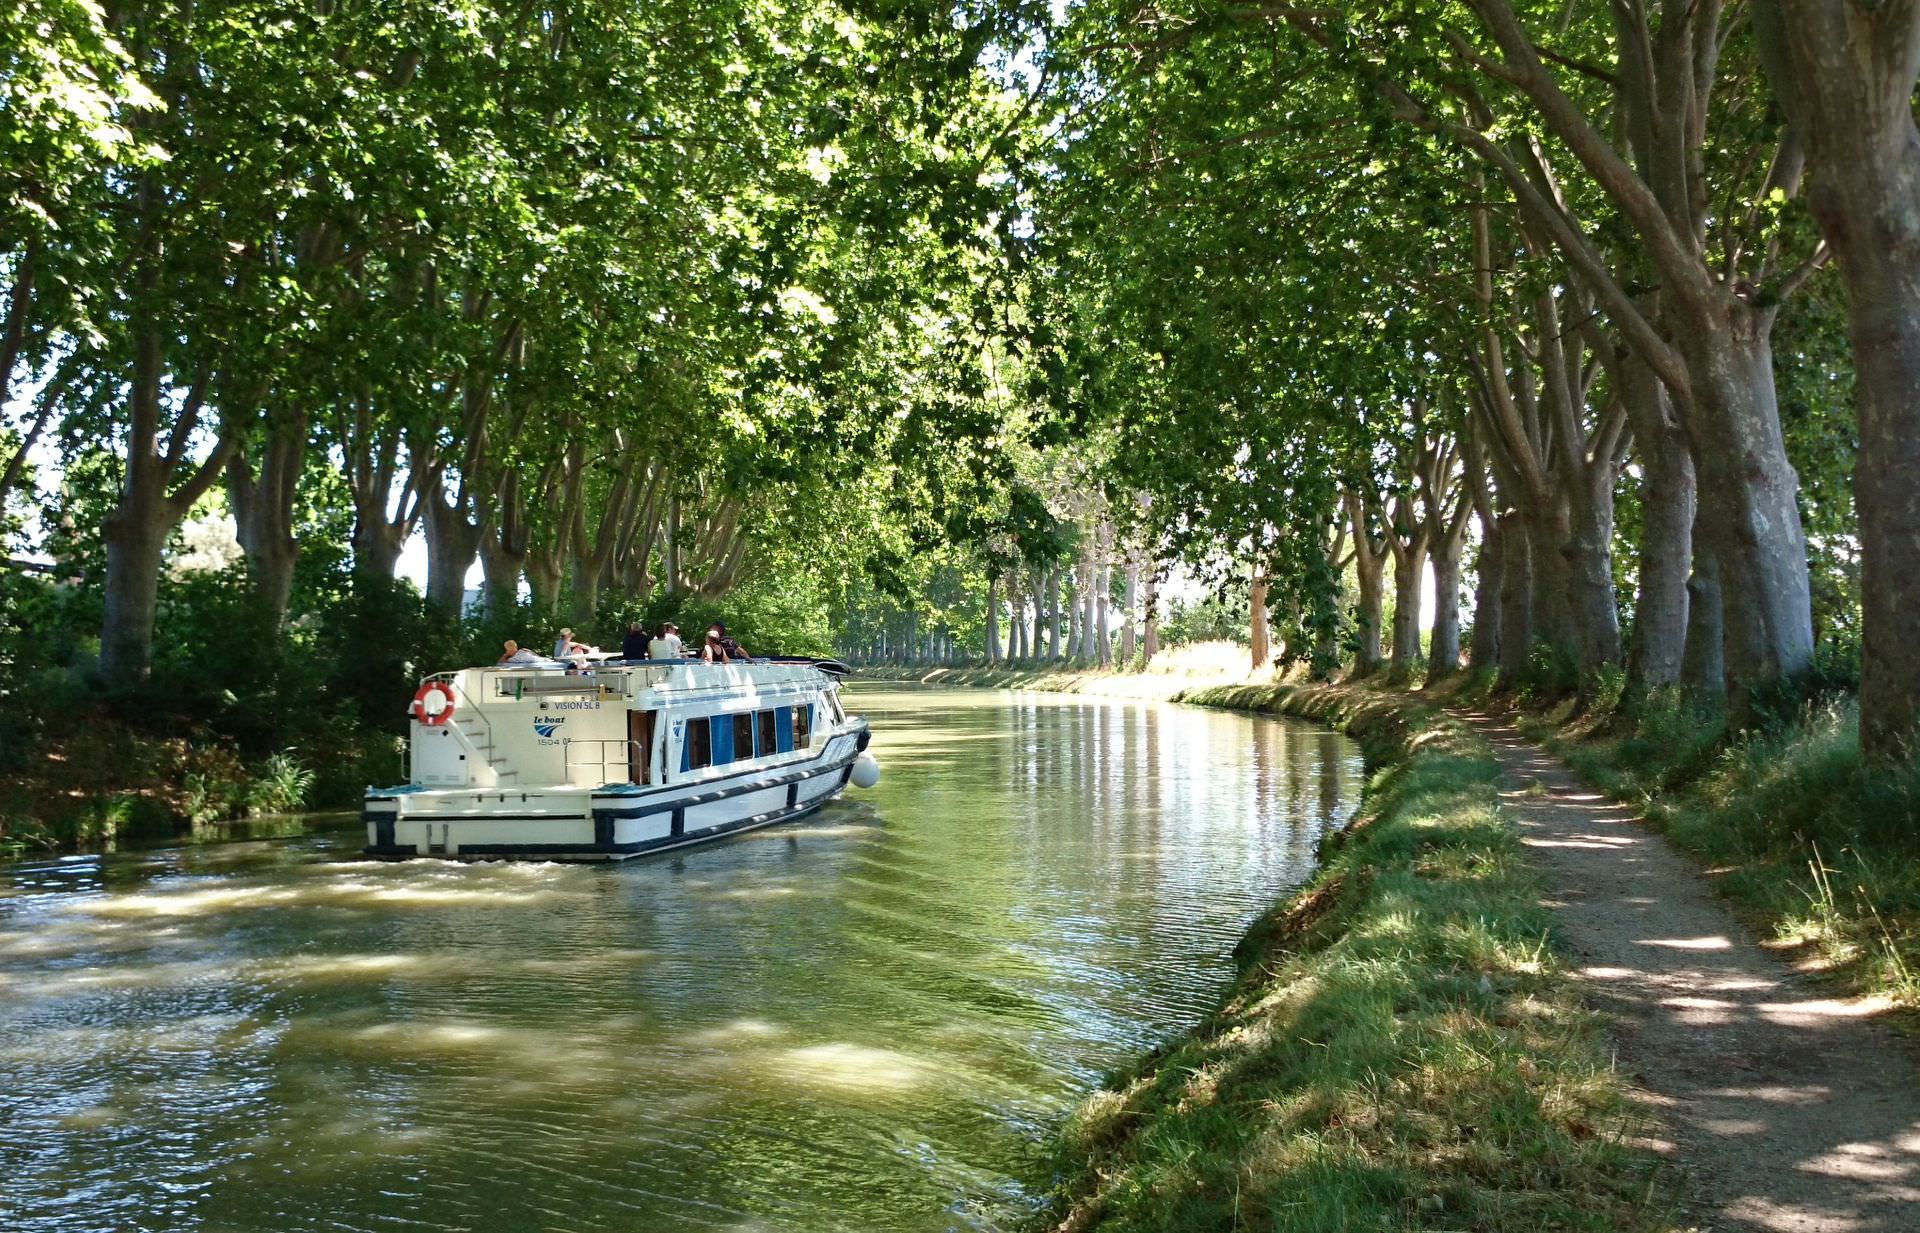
[363,658,879,860]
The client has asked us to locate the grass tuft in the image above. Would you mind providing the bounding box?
[1032,683,1682,1232]
[1526,692,1920,1007]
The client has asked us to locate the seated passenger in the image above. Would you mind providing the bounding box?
[621,621,649,661]
[554,627,591,659]
[702,626,729,664]
[649,622,685,660]
[498,639,545,666]
[715,621,750,661]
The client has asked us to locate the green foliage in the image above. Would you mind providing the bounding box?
[1160,586,1249,648]
[246,750,315,816]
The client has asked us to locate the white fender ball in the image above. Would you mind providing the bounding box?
[850,752,881,789]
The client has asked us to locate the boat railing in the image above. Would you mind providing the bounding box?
[561,737,644,786]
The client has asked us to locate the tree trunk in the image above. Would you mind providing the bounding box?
[1623,371,1696,692]
[478,532,524,618]
[1080,556,1097,660]
[227,407,306,625]
[99,500,171,682]
[1430,538,1464,675]
[1497,511,1534,686]
[1353,550,1385,676]
[986,575,1002,663]
[1389,541,1427,678]
[1048,565,1062,659]
[1121,560,1140,665]
[1142,568,1160,665]
[1754,0,1920,755]
[1095,559,1112,667]
[1525,501,1573,658]
[1563,470,1622,677]
[1674,313,1814,700]
[1470,512,1502,672]
[1249,572,1272,672]
[423,493,484,615]
[1682,541,1727,698]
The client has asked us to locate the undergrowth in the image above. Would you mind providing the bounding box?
[1033,683,1681,1232]
[1525,690,1920,1006]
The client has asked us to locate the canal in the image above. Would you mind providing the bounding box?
[0,686,1362,1232]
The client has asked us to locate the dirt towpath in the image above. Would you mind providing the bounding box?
[1458,710,1920,1233]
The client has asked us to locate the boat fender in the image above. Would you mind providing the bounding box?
[411,680,457,726]
[851,752,881,789]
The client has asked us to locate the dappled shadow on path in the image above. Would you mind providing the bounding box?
[1457,710,1920,1233]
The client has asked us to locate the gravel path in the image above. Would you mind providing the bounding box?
[1458,710,1920,1233]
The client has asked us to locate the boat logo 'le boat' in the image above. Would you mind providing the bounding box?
[363,655,881,861]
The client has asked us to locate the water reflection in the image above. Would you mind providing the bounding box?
[0,687,1361,1232]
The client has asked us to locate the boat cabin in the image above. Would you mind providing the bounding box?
[410,660,848,792]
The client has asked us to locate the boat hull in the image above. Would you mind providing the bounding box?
[364,732,864,862]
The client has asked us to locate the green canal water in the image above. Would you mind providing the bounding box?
[0,686,1362,1232]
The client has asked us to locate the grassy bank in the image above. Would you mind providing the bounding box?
[1522,693,1920,1008]
[1033,682,1678,1232]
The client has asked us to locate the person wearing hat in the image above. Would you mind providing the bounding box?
[649,622,684,660]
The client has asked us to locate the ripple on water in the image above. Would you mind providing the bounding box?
[0,687,1361,1232]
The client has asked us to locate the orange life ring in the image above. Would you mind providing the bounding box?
[411,680,457,726]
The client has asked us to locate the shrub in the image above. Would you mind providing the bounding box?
[246,750,316,816]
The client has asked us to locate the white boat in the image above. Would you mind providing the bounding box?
[363,658,879,860]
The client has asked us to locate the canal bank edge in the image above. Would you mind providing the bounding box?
[1031,683,1682,1231]
[1023,683,1682,1231]
[865,672,1689,1231]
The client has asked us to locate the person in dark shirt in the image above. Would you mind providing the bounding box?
[621,621,648,661]
[715,621,750,660]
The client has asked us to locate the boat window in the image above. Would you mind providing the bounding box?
[827,692,846,723]
[732,713,754,762]
[682,716,712,772]
[711,713,734,764]
[775,706,795,752]
[755,709,777,757]
[793,703,811,748]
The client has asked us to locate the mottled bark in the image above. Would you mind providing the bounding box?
[1347,492,1386,676]
[1672,316,1814,710]
[227,402,306,624]
[1389,538,1428,678]
[1756,0,1920,756]
[1430,540,1464,675]
[1142,568,1160,665]
[1564,468,1622,677]
[985,575,1002,663]
[1622,360,1695,692]
[423,481,487,615]
[1048,564,1062,660]
[1497,511,1534,686]
[1682,540,1727,698]
[1250,572,1272,672]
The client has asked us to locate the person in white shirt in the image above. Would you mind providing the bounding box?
[648,622,685,660]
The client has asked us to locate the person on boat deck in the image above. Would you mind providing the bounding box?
[621,621,649,661]
[498,639,544,666]
[701,626,729,664]
[554,627,591,659]
[715,621,749,661]
[649,622,684,660]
